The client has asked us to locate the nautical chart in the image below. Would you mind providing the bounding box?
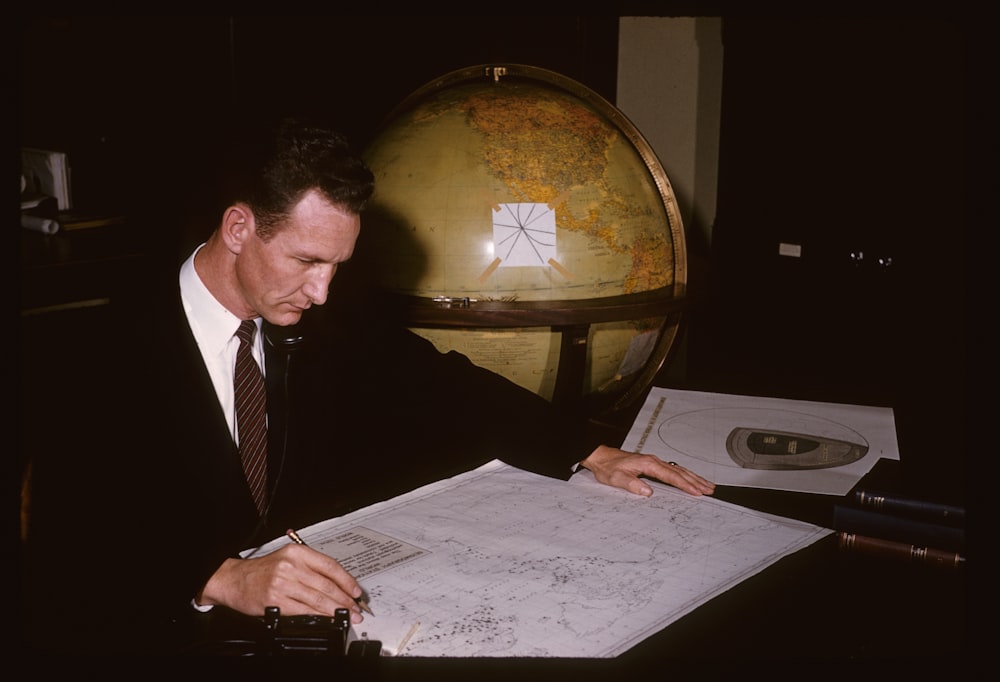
[254,460,830,657]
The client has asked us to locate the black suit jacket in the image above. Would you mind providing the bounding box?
[21,261,597,656]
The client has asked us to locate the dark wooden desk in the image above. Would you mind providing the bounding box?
[24,486,965,677]
[127,458,965,678]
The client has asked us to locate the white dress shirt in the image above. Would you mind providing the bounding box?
[179,244,266,444]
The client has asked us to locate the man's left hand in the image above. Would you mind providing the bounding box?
[579,445,715,497]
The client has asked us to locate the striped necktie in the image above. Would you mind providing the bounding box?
[234,320,268,515]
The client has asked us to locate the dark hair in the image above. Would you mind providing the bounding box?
[224,117,375,240]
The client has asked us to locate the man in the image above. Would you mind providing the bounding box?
[21,117,713,656]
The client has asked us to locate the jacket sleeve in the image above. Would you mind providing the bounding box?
[312,299,601,486]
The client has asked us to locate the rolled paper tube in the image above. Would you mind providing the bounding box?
[22,214,59,234]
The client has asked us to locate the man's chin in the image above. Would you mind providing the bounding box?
[270,310,304,327]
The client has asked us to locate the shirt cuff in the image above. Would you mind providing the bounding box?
[191,599,214,613]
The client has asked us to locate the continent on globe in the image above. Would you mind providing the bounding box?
[359,64,688,418]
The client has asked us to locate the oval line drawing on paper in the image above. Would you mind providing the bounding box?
[657,407,870,471]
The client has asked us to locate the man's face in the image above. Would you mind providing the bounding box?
[236,189,361,326]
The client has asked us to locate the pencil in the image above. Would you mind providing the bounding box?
[286,528,374,615]
[396,621,420,655]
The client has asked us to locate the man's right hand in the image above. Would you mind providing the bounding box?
[195,544,366,623]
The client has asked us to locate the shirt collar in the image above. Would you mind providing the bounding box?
[179,243,259,357]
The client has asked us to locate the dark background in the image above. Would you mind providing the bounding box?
[16,16,619,231]
[13,14,975,670]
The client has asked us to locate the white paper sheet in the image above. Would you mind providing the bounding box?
[493,202,557,267]
[254,459,830,657]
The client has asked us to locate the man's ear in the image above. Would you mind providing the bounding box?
[221,204,254,254]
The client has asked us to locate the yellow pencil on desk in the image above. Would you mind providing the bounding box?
[286,528,374,615]
[397,621,420,654]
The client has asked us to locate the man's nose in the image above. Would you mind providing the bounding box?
[303,265,336,306]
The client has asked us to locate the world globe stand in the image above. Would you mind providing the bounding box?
[395,284,691,420]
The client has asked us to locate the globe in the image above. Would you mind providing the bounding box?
[359,64,687,418]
